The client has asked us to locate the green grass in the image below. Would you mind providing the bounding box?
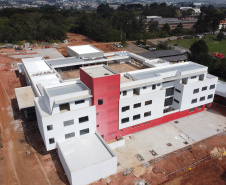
[170,35,226,56]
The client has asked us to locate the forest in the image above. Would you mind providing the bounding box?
[0,4,225,43]
[0,3,177,43]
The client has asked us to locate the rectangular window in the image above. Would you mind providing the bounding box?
[208,94,213,99]
[145,100,152,105]
[59,103,70,112]
[175,89,181,93]
[164,97,173,106]
[210,84,215,90]
[157,83,161,86]
[182,78,188,84]
[197,105,203,110]
[133,114,140,120]
[193,88,199,94]
[79,116,89,123]
[75,100,85,105]
[122,106,130,112]
[134,103,141,108]
[191,99,197,104]
[174,99,179,104]
[65,132,75,139]
[200,96,205,101]
[98,99,103,105]
[80,128,89,135]
[189,108,195,113]
[121,117,129,124]
[123,91,127,96]
[49,138,55,144]
[64,120,74,127]
[144,111,151,117]
[143,86,147,89]
[152,84,156,90]
[191,76,196,79]
[47,125,53,131]
[202,86,207,91]
[165,87,174,96]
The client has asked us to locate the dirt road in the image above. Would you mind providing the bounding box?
[0,53,68,185]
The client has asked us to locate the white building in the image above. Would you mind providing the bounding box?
[15,45,218,185]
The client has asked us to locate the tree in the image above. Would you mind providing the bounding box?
[217,31,225,41]
[148,21,159,32]
[162,23,170,34]
[190,40,208,57]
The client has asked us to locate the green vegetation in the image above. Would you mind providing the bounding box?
[188,40,226,81]
[0,3,177,43]
[170,35,226,56]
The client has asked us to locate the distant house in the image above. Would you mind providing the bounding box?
[137,50,188,63]
[219,20,226,30]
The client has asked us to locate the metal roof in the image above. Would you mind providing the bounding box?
[130,63,204,80]
[137,50,184,59]
[161,55,187,62]
[46,57,83,68]
[58,133,113,172]
[45,83,89,97]
[15,86,35,110]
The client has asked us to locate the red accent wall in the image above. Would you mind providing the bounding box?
[120,105,206,136]
[80,68,120,141]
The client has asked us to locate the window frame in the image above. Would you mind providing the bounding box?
[64,119,74,127]
[191,99,197,104]
[144,111,151,117]
[65,132,75,139]
[79,116,89,123]
[133,103,141,108]
[121,117,129,124]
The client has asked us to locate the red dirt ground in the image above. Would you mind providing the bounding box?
[57,33,120,56]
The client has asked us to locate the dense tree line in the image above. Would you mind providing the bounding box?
[0,4,224,43]
[0,3,178,43]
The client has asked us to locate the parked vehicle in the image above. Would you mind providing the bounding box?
[211,52,224,59]
[149,46,156,51]
[173,44,178,46]
[15,47,23,51]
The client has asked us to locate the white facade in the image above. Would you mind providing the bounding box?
[118,62,218,129]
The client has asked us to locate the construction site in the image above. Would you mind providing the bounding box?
[0,33,226,185]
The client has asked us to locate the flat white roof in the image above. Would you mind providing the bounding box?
[22,57,52,76]
[58,133,113,172]
[15,86,35,109]
[68,45,102,55]
[81,65,117,78]
[216,80,226,98]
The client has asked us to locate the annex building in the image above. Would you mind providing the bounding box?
[15,45,218,185]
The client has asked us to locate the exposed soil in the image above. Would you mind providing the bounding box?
[57,33,120,57]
